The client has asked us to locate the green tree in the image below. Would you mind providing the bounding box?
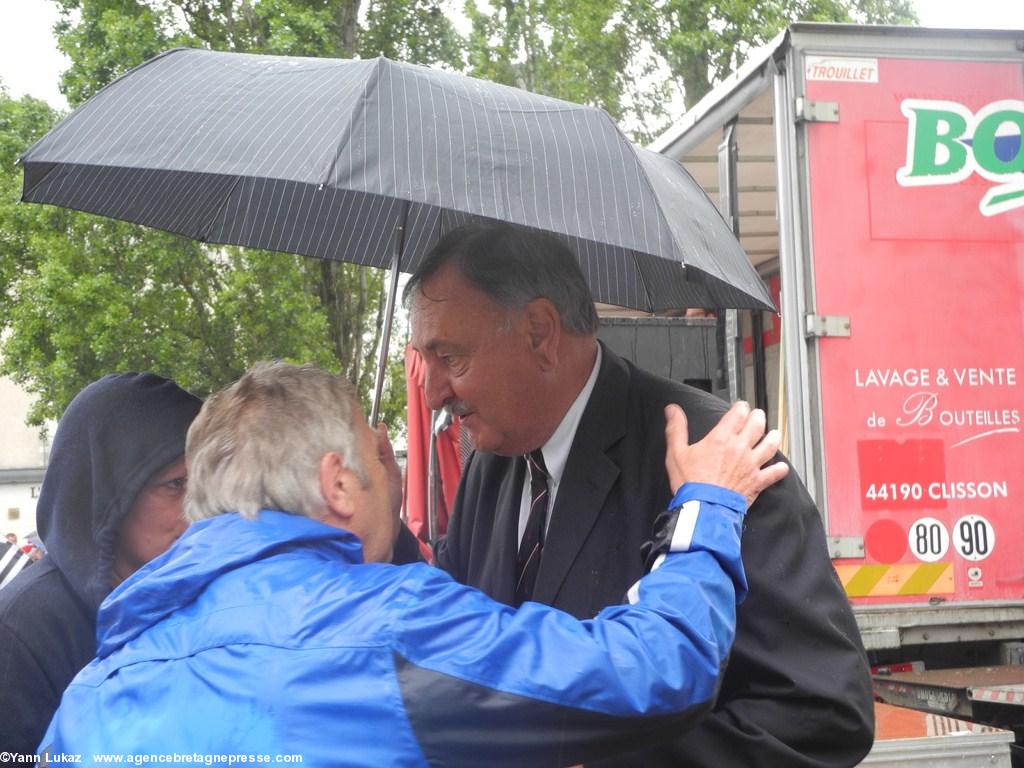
[0,89,56,319]
[636,0,918,111]
[361,0,465,64]
[465,0,637,129]
[54,0,463,106]
[0,87,337,424]
[2,0,464,427]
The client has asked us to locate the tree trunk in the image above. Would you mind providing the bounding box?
[336,0,361,57]
[681,49,712,110]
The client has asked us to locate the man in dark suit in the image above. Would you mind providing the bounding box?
[406,222,875,767]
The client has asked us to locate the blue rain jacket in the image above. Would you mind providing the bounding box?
[41,483,745,766]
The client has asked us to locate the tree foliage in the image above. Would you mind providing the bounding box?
[0,88,338,424]
[53,0,464,106]
[639,0,917,110]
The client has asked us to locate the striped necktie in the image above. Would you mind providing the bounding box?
[515,450,549,606]
[0,544,30,588]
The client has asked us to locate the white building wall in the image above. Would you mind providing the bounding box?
[0,375,50,542]
[0,483,41,542]
[0,376,49,469]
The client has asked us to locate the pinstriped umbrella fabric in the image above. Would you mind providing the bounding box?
[19,48,772,312]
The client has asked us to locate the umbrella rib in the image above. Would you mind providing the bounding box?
[322,57,384,191]
[620,144,682,265]
[629,135,766,309]
[214,172,276,249]
[627,247,657,313]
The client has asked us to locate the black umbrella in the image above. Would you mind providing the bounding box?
[19,48,773,415]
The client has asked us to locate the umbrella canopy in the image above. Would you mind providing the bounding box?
[20,48,772,313]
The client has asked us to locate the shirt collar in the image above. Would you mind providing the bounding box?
[535,344,602,488]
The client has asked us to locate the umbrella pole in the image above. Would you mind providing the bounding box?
[370,223,405,424]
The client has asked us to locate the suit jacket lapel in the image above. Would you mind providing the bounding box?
[479,454,526,606]
[533,345,630,606]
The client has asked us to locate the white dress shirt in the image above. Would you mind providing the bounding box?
[517,345,603,544]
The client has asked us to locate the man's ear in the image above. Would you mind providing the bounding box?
[524,298,561,370]
[319,452,356,525]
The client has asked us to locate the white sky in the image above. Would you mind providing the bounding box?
[1,0,1023,112]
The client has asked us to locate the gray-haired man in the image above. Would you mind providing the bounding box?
[406,221,875,767]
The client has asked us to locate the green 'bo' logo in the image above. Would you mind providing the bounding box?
[897,99,1024,216]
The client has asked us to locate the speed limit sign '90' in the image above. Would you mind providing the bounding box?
[953,515,995,561]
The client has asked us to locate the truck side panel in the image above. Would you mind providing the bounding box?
[803,54,1024,605]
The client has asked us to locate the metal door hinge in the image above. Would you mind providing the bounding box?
[828,537,864,559]
[805,314,851,338]
[796,98,839,123]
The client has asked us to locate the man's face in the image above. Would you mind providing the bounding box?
[410,263,544,456]
[112,456,189,584]
[344,410,400,564]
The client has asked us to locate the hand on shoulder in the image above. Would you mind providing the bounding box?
[664,401,789,507]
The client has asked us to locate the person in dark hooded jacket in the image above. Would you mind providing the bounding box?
[0,373,201,754]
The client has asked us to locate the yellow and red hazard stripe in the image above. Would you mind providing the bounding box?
[836,562,954,597]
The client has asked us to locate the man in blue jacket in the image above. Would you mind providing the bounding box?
[41,361,786,766]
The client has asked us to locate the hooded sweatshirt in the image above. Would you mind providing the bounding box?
[0,373,201,753]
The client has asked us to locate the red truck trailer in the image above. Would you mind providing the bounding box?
[651,22,1024,761]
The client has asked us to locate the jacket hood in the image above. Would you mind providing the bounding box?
[36,372,202,612]
[96,511,364,656]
